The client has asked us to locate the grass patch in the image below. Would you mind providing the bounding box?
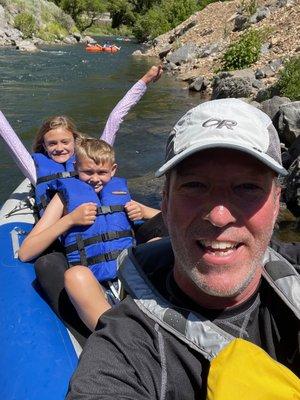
[276,56,300,101]
[37,22,68,41]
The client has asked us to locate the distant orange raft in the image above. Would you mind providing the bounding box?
[86,45,120,53]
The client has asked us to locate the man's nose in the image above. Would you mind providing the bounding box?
[203,204,236,227]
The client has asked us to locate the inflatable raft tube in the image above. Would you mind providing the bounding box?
[0,179,79,400]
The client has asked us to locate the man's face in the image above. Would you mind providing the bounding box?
[162,149,281,305]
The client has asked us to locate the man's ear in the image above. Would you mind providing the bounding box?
[111,163,117,177]
[273,185,281,223]
[161,187,169,228]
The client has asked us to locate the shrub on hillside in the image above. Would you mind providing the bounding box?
[14,12,36,38]
[276,56,300,101]
[38,22,68,41]
[133,0,198,41]
[133,6,171,41]
[221,29,263,71]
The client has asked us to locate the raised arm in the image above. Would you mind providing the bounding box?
[100,66,163,146]
[0,111,36,184]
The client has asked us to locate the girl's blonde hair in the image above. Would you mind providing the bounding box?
[75,136,115,166]
[33,115,84,153]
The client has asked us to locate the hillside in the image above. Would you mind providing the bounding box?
[0,0,93,50]
[142,0,299,98]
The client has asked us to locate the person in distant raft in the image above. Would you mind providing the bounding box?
[66,99,300,400]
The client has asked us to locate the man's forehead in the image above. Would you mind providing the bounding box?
[174,149,274,176]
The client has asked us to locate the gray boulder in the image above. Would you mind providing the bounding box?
[0,5,6,29]
[73,32,82,42]
[249,6,271,24]
[159,45,172,59]
[189,76,209,92]
[132,49,145,56]
[15,40,38,52]
[259,96,290,130]
[166,43,198,65]
[278,102,300,145]
[212,69,261,99]
[198,42,220,58]
[81,36,97,44]
[63,35,77,44]
[233,13,248,31]
[169,20,197,43]
[256,58,283,79]
[164,61,178,71]
[255,86,279,102]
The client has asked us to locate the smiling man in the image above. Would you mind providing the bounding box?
[67,99,300,400]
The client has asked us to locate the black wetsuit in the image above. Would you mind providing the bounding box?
[66,239,300,399]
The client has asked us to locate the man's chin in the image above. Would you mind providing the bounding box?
[192,268,258,299]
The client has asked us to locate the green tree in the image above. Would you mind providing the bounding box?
[134,0,198,41]
[107,0,135,28]
[133,5,171,41]
[54,0,105,31]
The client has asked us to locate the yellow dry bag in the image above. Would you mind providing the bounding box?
[207,338,300,399]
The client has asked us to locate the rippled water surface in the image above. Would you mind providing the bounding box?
[0,38,201,206]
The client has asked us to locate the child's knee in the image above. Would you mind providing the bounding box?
[64,265,93,289]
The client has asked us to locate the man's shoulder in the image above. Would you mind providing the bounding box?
[130,237,174,273]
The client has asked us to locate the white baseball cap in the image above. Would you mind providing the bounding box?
[156,98,287,177]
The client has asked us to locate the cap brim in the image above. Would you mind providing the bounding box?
[155,143,288,177]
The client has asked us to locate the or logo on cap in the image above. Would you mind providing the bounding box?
[202,118,237,130]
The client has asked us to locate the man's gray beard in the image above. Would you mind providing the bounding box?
[174,237,270,298]
[190,259,261,297]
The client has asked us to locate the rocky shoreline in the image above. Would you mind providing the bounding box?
[0,3,96,52]
[132,0,299,147]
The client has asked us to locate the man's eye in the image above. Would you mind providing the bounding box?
[182,182,207,189]
[234,183,261,192]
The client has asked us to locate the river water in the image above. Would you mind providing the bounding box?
[0,38,298,241]
[0,37,201,207]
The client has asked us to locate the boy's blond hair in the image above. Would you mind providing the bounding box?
[75,136,115,166]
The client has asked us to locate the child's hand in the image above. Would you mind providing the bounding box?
[125,200,144,221]
[69,203,97,226]
[141,65,163,85]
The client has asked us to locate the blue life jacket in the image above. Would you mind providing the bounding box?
[32,153,77,215]
[58,176,134,282]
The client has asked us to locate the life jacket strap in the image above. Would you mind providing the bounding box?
[65,230,133,255]
[69,249,122,267]
[96,205,124,215]
[36,171,78,184]
[76,234,88,266]
[36,194,49,212]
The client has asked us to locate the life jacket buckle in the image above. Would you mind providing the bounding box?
[97,206,112,215]
[61,171,71,179]
[102,232,116,241]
